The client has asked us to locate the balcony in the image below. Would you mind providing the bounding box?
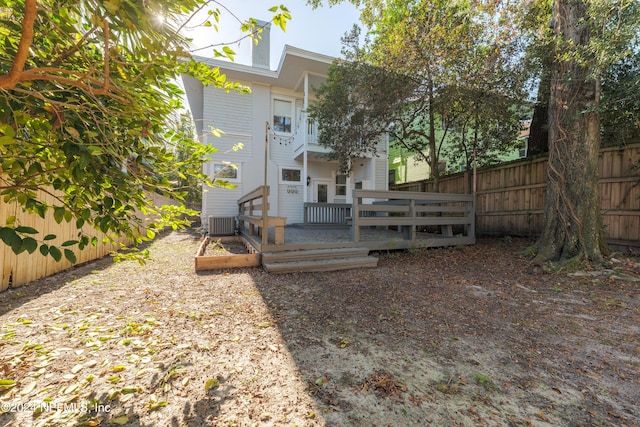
[293,119,332,161]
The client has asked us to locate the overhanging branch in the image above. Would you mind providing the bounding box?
[0,0,37,89]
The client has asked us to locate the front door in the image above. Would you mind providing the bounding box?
[313,180,331,203]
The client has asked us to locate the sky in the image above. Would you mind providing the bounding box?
[182,0,361,66]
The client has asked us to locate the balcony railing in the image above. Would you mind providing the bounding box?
[293,119,327,156]
[304,203,352,225]
[307,119,318,144]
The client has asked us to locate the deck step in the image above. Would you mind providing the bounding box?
[262,247,378,273]
[263,255,378,274]
[262,247,370,264]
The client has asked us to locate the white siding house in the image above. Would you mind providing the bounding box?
[183,23,389,227]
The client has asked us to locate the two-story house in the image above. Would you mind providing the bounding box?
[183,22,388,230]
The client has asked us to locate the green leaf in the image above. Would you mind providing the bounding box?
[49,246,62,262]
[87,145,104,155]
[39,244,49,256]
[110,415,129,425]
[0,123,16,138]
[64,249,77,264]
[61,240,78,247]
[205,378,220,392]
[43,234,56,241]
[0,135,16,145]
[0,379,16,390]
[148,399,166,412]
[11,236,24,254]
[22,237,38,254]
[15,226,38,234]
[0,227,19,246]
[53,207,65,224]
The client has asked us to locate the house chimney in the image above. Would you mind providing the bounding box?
[251,20,271,69]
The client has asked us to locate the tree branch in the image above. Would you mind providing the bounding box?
[0,0,37,89]
[1,11,127,104]
[50,25,101,67]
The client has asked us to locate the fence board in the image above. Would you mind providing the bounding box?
[391,143,640,249]
[0,188,180,291]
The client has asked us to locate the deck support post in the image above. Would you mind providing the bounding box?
[408,199,416,242]
[351,192,360,242]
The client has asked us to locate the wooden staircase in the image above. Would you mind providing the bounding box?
[262,247,378,273]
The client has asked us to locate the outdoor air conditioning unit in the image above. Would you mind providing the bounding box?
[208,216,236,236]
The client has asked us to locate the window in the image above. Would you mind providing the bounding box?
[280,167,302,184]
[213,163,239,181]
[389,169,396,185]
[273,99,292,133]
[517,140,528,158]
[335,174,347,196]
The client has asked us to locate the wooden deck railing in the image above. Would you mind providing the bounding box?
[303,203,352,225]
[237,186,286,246]
[351,190,475,244]
[390,143,640,251]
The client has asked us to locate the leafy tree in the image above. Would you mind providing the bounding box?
[521,0,639,156]
[165,112,205,208]
[437,5,530,181]
[310,0,527,191]
[0,0,290,262]
[535,0,639,263]
[308,26,410,173]
[313,0,640,265]
[601,49,640,146]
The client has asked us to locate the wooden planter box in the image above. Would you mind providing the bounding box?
[195,236,261,272]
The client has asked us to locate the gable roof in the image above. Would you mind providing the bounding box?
[193,45,334,92]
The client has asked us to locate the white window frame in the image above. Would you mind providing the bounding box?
[272,96,295,135]
[279,166,302,185]
[212,162,241,183]
[335,173,347,196]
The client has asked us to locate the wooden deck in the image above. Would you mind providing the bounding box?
[241,189,475,253]
[244,225,475,253]
[232,189,475,273]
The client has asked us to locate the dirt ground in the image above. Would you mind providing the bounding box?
[0,230,639,427]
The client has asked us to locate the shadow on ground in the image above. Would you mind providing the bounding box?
[249,241,640,426]
[1,232,638,427]
[0,230,201,317]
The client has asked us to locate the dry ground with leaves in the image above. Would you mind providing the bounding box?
[0,230,639,427]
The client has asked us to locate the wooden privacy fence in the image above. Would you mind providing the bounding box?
[391,143,640,249]
[1,191,180,291]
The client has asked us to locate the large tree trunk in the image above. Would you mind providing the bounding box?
[535,0,607,263]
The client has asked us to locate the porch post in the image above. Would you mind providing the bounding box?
[263,122,269,247]
[303,72,309,204]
